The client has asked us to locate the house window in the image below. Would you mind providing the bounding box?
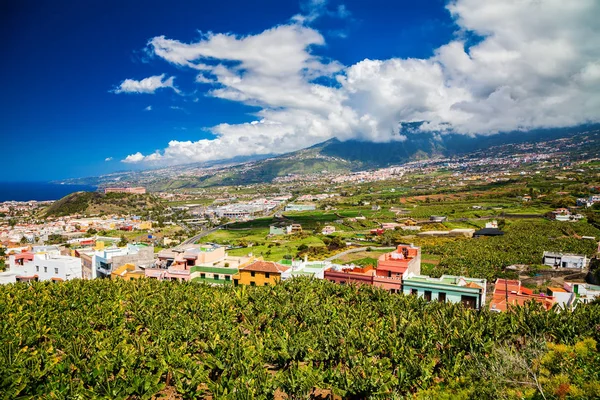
[461,295,477,309]
[438,292,446,302]
[388,271,392,277]
[424,291,432,301]
[225,276,231,281]
[44,267,47,273]
[410,288,418,295]
[214,275,219,280]
[54,268,58,274]
[130,277,134,281]
[250,282,255,286]
[265,273,270,279]
[234,280,238,286]
[36,266,39,272]
[251,271,255,277]
[200,273,205,278]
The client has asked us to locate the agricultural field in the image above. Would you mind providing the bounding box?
[1,279,599,399]
[408,220,600,281]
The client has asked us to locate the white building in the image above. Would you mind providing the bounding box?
[542,251,588,269]
[1,248,82,284]
[564,282,600,305]
[321,225,336,235]
[280,258,338,280]
[77,244,154,279]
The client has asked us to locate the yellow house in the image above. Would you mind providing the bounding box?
[138,221,152,230]
[111,263,145,280]
[233,261,290,287]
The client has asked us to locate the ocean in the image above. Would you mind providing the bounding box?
[0,182,98,202]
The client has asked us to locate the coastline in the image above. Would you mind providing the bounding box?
[0,182,98,202]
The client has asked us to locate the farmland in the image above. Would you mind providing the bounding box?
[1,279,599,399]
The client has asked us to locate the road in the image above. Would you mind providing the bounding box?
[177,226,223,247]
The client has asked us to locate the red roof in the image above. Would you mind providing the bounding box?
[14,253,34,261]
[240,261,290,274]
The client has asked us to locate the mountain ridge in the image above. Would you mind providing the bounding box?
[57,124,600,189]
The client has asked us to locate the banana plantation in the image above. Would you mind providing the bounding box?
[418,220,600,281]
[1,278,599,399]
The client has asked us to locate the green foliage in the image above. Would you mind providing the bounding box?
[1,279,599,398]
[43,191,164,218]
[423,220,600,281]
[118,235,128,247]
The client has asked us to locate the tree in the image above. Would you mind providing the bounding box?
[118,235,128,247]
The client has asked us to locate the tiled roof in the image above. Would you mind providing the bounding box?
[240,261,290,274]
[548,287,567,293]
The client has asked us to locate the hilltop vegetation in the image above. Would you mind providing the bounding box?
[1,279,599,399]
[42,191,164,217]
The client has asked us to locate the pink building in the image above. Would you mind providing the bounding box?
[376,244,421,278]
[490,279,555,312]
[104,187,146,194]
[324,244,421,294]
[324,265,405,293]
[147,244,226,282]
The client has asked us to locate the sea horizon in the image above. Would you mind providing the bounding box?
[0,181,98,202]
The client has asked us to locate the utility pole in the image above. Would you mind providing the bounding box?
[505,278,509,310]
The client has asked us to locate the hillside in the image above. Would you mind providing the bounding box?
[58,124,600,190]
[1,279,599,398]
[42,191,164,217]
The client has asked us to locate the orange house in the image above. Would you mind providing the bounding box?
[376,244,421,278]
[490,279,555,312]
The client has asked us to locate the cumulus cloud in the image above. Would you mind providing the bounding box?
[113,74,180,94]
[104,157,113,161]
[122,0,600,165]
[122,152,145,163]
[144,105,152,111]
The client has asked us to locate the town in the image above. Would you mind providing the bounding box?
[3,150,600,314]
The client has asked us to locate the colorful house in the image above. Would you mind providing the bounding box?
[376,244,421,278]
[152,244,226,282]
[324,264,404,293]
[402,274,487,309]
[190,255,256,285]
[323,244,421,294]
[489,279,555,312]
[111,263,145,280]
[233,260,290,286]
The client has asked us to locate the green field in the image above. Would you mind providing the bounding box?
[2,279,599,399]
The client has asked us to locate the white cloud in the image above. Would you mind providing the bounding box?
[104,157,113,162]
[144,105,152,111]
[122,0,600,165]
[113,74,180,94]
[292,0,351,24]
[122,152,145,163]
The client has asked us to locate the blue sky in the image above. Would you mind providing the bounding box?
[2,0,599,181]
